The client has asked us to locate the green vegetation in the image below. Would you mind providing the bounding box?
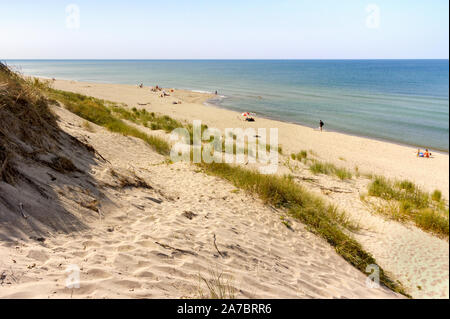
[0,64,61,184]
[275,144,283,155]
[369,177,428,208]
[32,79,408,296]
[291,150,308,162]
[290,150,352,180]
[120,106,186,132]
[264,143,282,155]
[46,88,171,155]
[280,215,292,229]
[432,190,442,202]
[309,160,353,180]
[197,162,406,295]
[197,269,236,299]
[366,176,449,237]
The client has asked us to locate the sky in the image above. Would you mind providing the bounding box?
[1,0,448,59]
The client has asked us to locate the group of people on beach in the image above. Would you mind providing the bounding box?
[318,120,432,158]
[137,85,324,133]
[417,149,432,158]
[139,83,173,97]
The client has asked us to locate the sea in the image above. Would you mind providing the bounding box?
[5,59,449,151]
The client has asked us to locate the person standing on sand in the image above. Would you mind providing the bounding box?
[319,120,324,132]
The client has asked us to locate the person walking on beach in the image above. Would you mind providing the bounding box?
[319,120,324,132]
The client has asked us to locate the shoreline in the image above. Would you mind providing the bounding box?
[37,74,450,154]
[43,77,449,197]
[23,71,448,153]
[204,98,449,155]
[1,69,447,299]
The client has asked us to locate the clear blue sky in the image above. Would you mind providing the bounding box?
[1,0,448,59]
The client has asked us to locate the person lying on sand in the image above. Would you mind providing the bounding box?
[160,90,170,97]
[417,149,432,158]
[241,112,255,121]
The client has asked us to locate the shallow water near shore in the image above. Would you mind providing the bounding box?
[6,59,449,151]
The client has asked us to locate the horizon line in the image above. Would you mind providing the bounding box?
[3,58,449,61]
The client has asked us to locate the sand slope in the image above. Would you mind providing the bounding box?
[277,163,449,299]
[1,78,448,299]
[0,106,400,298]
[42,79,448,298]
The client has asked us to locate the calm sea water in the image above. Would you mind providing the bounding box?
[5,60,449,151]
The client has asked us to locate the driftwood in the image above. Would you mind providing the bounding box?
[294,176,353,193]
[213,233,226,258]
[318,185,353,194]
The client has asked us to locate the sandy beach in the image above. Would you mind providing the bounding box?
[51,79,449,197]
[0,103,399,299]
[2,0,449,306]
[1,77,448,299]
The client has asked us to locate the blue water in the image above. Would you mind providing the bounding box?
[5,59,449,151]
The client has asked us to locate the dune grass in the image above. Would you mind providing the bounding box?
[197,162,407,296]
[36,81,408,295]
[45,88,171,155]
[291,150,308,162]
[113,106,186,132]
[432,190,442,202]
[309,160,353,180]
[290,150,352,180]
[366,176,449,237]
[0,64,60,184]
[197,269,237,299]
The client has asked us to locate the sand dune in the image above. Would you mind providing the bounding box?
[1,77,448,299]
[0,106,400,298]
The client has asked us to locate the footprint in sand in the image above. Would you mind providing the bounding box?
[85,268,112,279]
[26,249,50,263]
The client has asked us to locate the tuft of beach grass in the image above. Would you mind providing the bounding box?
[365,176,449,237]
